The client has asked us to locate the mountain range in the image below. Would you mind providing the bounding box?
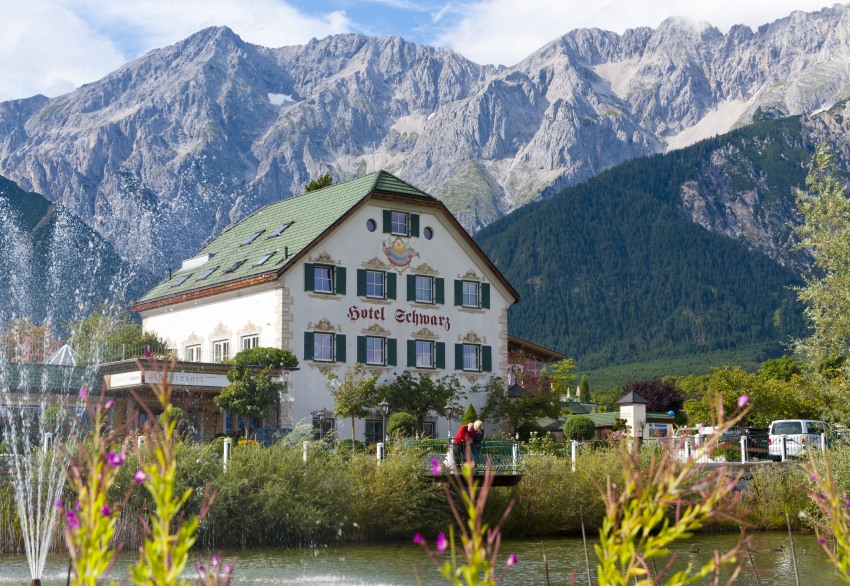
[3,5,850,274]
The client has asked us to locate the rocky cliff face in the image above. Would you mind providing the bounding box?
[2,6,850,272]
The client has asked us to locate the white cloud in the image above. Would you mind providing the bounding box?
[432,0,843,66]
[1,0,353,102]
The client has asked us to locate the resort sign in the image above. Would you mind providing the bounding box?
[108,370,229,388]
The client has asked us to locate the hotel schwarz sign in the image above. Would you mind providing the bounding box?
[347,305,451,331]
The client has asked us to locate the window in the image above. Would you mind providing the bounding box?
[269,222,293,238]
[462,344,480,371]
[462,281,479,308]
[196,267,218,281]
[241,334,259,350]
[213,340,230,363]
[311,414,335,439]
[304,332,346,363]
[366,270,385,298]
[366,219,377,232]
[416,340,434,368]
[314,266,333,293]
[241,230,264,245]
[253,252,275,266]
[421,421,436,439]
[390,211,409,236]
[366,337,386,365]
[415,276,433,303]
[171,273,192,287]
[305,264,346,294]
[365,419,384,444]
[223,259,246,274]
[185,345,202,362]
[423,226,433,240]
[314,333,334,362]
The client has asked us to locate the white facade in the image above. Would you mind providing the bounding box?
[139,197,514,442]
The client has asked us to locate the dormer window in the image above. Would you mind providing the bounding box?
[223,259,247,274]
[242,230,264,245]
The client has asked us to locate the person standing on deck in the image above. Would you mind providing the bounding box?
[453,422,475,466]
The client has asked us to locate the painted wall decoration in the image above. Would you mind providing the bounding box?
[382,236,419,270]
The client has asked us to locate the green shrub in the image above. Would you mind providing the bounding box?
[564,415,596,440]
[462,404,478,424]
[388,412,417,438]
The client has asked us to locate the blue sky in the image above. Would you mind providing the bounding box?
[1,0,840,101]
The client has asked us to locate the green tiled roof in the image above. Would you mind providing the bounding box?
[540,411,675,431]
[136,171,435,304]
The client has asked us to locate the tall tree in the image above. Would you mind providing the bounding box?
[381,371,465,434]
[66,307,168,364]
[622,379,684,414]
[0,318,62,363]
[794,142,850,371]
[480,375,561,436]
[304,173,333,193]
[547,359,577,396]
[214,347,298,439]
[327,363,380,442]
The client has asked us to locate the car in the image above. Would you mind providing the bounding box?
[767,419,829,459]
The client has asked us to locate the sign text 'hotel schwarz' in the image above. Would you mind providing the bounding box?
[346,305,451,331]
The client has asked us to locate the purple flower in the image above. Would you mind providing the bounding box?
[436,533,448,553]
[75,501,81,511]
[66,510,79,529]
[144,347,153,358]
[737,395,749,408]
[224,564,233,574]
[819,537,827,545]
[107,452,125,467]
[506,553,518,567]
[79,386,87,399]
[811,475,818,482]
[134,470,147,485]
[412,533,425,545]
[54,498,62,509]
[101,505,111,517]
[198,564,205,573]
[845,498,850,509]
[104,399,114,410]
[431,457,441,477]
[820,493,827,500]
[212,556,220,566]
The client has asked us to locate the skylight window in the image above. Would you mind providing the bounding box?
[253,252,275,267]
[269,222,294,238]
[242,230,265,245]
[171,273,192,287]
[222,259,247,274]
[196,266,218,281]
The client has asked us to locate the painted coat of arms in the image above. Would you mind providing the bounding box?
[382,236,419,271]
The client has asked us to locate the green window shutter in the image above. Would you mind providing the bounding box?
[436,342,446,369]
[407,340,416,367]
[482,346,492,372]
[303,332,314,361]
[455,344,463,370]
[304,263,315,292]
[357,336,367,363]
[382,210,392,233]
[410,213,420,237]
[335,334,346,363]
[435,278,445,305]
[357,269,367,297]
[481,283,490,309]
[387,338,397,366]
[406,274,416,301]
[335,266,346,294]
[454,280,463,306]
[387,272,397,300]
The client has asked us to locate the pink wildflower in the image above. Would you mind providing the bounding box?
[66,510,79,529]
[104,399,114,410]
[737,395,749,408]
[144,347,153,358]
[507,553,518,567]
[431,457,441,477]
[436,533,448,553]
[107,452,125,467]
[101,505,111,517]
[134,470,147,485]
[78,386,87,399]
[412,533,425,545]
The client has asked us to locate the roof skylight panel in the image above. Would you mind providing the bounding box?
[242,230,265,245]
[196,267,219,281]
[253,252,275,267]
[223,259,247,274]
[269,221,294,238]
[171,273,192,287]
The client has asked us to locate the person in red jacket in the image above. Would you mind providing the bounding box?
[452,422,475,466]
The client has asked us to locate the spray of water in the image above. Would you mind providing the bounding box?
[0,199,138,581]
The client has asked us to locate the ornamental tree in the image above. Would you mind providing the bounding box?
[564,415,596,441]
[381,371,465,435]
[328,363,380,442]
[622,379,684,414]
[214,347,298,439]
[480,375,561,435]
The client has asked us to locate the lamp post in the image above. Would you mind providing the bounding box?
[379,400,389,444]
[444,404,453,440]
[277,370,291,429]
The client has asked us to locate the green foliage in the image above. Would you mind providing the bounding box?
[759,355,804,381]
[461,404,478,425]
[682,366,828,427]
[67,307,169,364]
[564,415,596,441]
[381,371,465,433]
[592,387,624,412]
[328,363,380,441]
[387,412,418,438]
[304,172,333,193]
[480,376,560,435]
[578,374,590,397]
[215,347,297,438]
[547,359,576,395]
[794,143,850,369]
[475,117,809,370]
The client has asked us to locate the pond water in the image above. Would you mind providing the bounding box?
[0,532,840,585]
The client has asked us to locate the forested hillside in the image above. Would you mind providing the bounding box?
[476,117,812,370]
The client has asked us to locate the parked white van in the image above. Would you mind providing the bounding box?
[767,419,829,459]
